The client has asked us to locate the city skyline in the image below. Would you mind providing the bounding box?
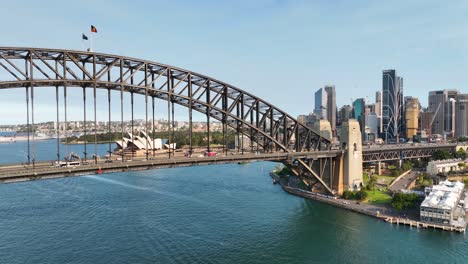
[309,75,468,141]
[1,1,468,124]
[1,2,468,263]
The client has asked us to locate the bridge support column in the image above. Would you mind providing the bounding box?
[340,119,363,191]
[332,154,344,195]
[377,161,382,176]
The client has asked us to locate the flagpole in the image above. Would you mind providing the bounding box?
[90,33,93,52]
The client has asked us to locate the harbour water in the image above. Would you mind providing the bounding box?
[0,137,115,164]
[0,141,467,263]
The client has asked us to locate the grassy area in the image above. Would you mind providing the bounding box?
[363,173,369,185]
[376,175,395,185]
[365,188,392,205]
[363,173,395,186]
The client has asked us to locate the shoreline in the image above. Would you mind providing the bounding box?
[270,171,467,233]
[270,172,388,219]
[62,141,115,145]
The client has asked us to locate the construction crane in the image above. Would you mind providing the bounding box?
[427,102,441,143]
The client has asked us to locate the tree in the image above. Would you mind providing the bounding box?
[432,150,452,160]
[367,175,377,191]
[391,193,420,211]
[459,163,466,171]
[392,169,403,177]
[342,190,354,200]
[455,149,467,159]
[356,189,368,200]
[401,161,413,171]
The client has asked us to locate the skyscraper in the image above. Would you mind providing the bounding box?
[420,111,434,134]
[314,88,327,120]
[353,98,366,140]
[338,105,353,125]
[382,69,404,142]
[455,94,468,137]
[405,97,419,140]
[365,112,379,142]
[324,85,336,133]
[446,90,458,136]
[375,91,383,134]
[428,91,446,135]
[375,91,382,117]
[428,89,459,136]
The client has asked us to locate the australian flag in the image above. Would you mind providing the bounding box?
[82,33,88,40]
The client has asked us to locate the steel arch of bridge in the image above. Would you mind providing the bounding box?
[0,47,330,153]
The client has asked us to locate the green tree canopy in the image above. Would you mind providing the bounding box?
[432,150,452,160]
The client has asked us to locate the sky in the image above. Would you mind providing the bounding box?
[1,0,468,124]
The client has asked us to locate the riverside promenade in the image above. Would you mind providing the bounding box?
[270,171,467,233]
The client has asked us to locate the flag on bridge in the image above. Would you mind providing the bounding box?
[82,33,88,40]
[91,25,97,33]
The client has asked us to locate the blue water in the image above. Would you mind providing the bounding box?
[0,139,115,164]
[0,142,467,263]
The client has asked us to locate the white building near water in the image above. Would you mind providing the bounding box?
[115,130,175,151]
[426,159,464,176]
[420,180,465,226]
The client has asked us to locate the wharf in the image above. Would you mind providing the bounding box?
[384,217,466,233]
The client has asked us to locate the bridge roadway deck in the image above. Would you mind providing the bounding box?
[0,150,341,184]
[363,143,457,152]
[361,143,458,162]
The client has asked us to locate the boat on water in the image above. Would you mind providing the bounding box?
[237,161,251,165]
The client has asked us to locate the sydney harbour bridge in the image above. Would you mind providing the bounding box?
[0,47,457,195]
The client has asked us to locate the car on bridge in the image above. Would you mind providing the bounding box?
[204,151,217,157]
[54,161,81,168]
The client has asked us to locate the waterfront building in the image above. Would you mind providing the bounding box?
[426,159,466,176]
[314,88,328,120]
[405,97,419,140]
[115,130,173,153]
[420,180,465,226]
[324,85,337,134]
[382,69,404,142]
[455,94,468,137]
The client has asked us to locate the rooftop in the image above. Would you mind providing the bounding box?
[428,159,463,166]
[421,181,465,210]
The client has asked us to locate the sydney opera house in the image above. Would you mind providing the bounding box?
[115,130,176,155]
